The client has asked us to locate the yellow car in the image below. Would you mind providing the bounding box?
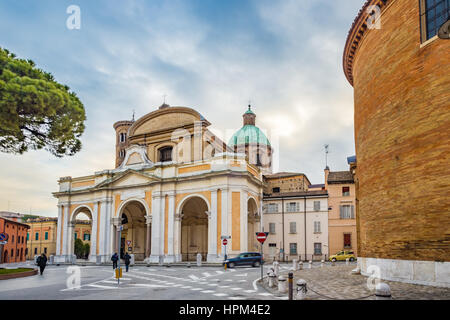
[329,250,356,262]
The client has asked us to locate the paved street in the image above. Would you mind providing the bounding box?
[0,263,292,300]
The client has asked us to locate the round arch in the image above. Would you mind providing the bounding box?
[176,193,211,215]
[178,195,210,261]
[247,196,260,252]
[116,198,150,218]
[68,205,94,261]
[115,198,150,261]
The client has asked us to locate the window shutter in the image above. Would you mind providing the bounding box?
[351,205,355,219]
[339,206,343,219]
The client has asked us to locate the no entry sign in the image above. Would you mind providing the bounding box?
[222,239,228,246]
[256,232,269,244]
[0,233,8,242]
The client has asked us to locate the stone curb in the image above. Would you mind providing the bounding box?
[0,269,38,280]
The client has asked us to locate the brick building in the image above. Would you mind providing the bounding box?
[0,217,29,263]
[262,173,329,262]
[343,0,450,286]
[324,156,357,257]
[26,217,91,260]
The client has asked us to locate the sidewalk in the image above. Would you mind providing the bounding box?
[0,261,36,269]
[260,264,450,300]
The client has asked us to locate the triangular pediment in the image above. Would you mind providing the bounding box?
[97,170,160,189]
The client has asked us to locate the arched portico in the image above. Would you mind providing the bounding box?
[113,199,151,261]
[67,205,94,262]
[247,197,260,252]
[177,195,210,261]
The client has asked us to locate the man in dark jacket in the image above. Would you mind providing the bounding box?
[124,253,131,272]
[111,252,119,269]
[36,253,47,275]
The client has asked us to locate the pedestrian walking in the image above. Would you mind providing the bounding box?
[111,252,119,269]
[36,253,47,275]
[124,252,131,272]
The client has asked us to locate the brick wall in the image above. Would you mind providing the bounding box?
[350,0,450,261]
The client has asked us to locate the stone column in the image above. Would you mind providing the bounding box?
[174,213,182,262]
[240,190,248,253]
[61,205,70,260]
[207,189,218,262]
[111,217,121,254]
[221,188,229,257]
[149,192,162,263]
[55,204,63,258]
[145,215,152,260]
[165,192,175,263]
[89,202,98,263]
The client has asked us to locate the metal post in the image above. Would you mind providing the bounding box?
[117,226,121,285]
[288,272,293,300]
[260,242,263,281]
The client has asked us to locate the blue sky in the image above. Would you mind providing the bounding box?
[0,0,365,216]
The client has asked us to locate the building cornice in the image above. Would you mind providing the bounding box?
[343,0,391,86]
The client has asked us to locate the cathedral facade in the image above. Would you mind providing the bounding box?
[54,104,272,263]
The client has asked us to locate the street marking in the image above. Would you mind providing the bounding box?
[201,290,215,293]
[244,290,256,293]
[225,279,233,282]
[258,292,273,296]
[230,288,241,291]
[229,297,245,300]
[215,271,224,275]
[88,284,116,290]
[181,286,192,289]
[219,286,230,288]
[189,275,200,281]
[235,273,248,277]
[130,284,169,288]
[214,293,228,297]
[207,283,219,287]
[191,288,203,291]
[237,280,247,282]
[202,272,212,277]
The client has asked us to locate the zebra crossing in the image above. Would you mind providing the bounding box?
[60,266,279,300]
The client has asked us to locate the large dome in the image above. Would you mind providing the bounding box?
[228,124,271,147]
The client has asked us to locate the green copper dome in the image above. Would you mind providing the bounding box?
[228,125,271,147]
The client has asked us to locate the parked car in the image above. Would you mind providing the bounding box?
[223,252,264,268]
[329,250,356,262]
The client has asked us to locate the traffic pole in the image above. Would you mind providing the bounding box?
[288,272,294,300]
[260,242,263,281]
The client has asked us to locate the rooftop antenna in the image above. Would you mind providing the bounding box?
[132,109,135,122]
[324,144,329,169]
[163,94,167,104]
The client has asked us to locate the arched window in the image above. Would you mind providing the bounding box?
[121,213,128,225]
[159,146,173,162]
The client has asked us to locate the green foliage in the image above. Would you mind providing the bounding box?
[74,238,84,259]
[0,47,86,157]
[84,243,90,258]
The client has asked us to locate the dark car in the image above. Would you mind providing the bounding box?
[223,252,264,268]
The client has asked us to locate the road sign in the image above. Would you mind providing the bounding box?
[221,235,231,240]
[126,240,131,246]
[0,241,7,245]
[222,239,228,246]
[0,233,8,242]
[256,232,269,244]
[118,225,123,231]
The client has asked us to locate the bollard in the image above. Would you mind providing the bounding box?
[309,260,312,269]
[331,260,335,266]
[292,259,298,271]
[375,283,392,300]
[320,259,324,268]
[288,272,294,300]
[351,267,361,275]
[298,261,303,270]
[278,276,287,293]
[296,279,307,300]
[346,258,349,265]
[268,271,277,288]
[273,261,280,276]
[196,253,202,267]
